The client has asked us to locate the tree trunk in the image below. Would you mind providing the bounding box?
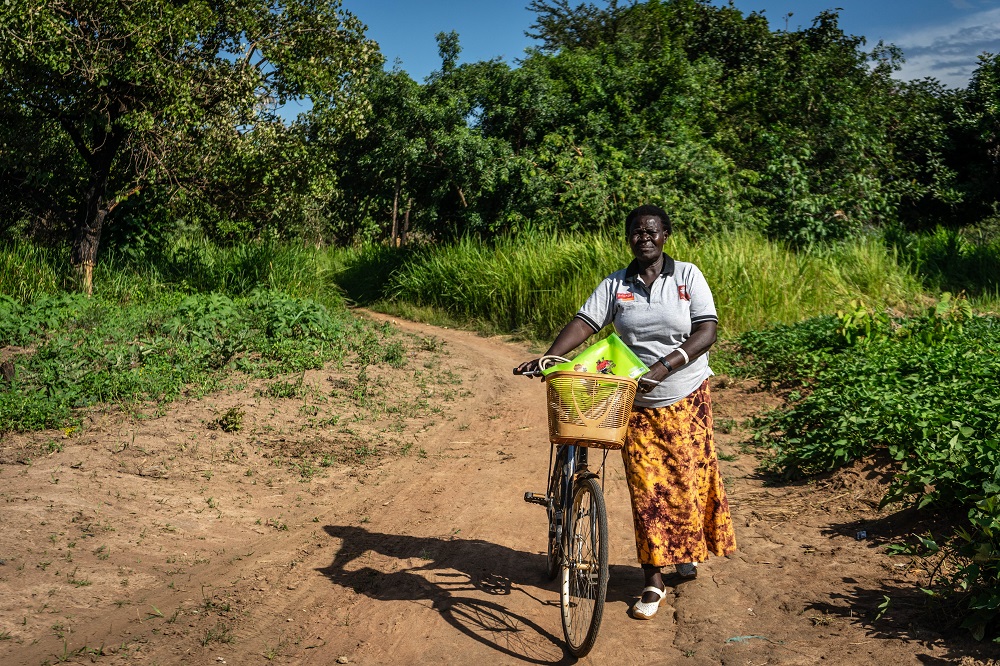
[71,170,111,297]
[401,198,412,247]
[66,120,126,296]
[390,179,400,246]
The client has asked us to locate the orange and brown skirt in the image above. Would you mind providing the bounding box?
[622,379,737,567]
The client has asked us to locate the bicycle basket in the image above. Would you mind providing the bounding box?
[545,371,638,449]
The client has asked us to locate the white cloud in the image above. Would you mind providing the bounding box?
[891,7,1000,87]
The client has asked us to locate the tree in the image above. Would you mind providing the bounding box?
[526,0,635,52]
[314,67,425,243]
[0,105,80,241]
[0,0,378,292]
[320,32,534,242]
[958,53,1000,221]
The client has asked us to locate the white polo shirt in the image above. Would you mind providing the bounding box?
[574,254,717,408]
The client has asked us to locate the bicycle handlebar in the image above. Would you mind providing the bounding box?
[514,355,572,379]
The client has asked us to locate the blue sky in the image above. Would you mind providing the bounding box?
[342,0,1000,88]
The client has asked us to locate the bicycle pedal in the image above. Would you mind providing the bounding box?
[523,492,548,506]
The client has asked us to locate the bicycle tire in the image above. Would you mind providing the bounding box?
[545,448,567,580]
[560,475,609,657]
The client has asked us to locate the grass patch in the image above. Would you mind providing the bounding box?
[209,408,245,433]
[201,621,234,646]
[888,225,1000,308]
[0,288,401,434]
[0,238,346,310]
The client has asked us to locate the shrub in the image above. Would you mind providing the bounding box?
[742,295,1000,639]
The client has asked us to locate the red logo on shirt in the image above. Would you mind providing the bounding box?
[616,291,635,301]
[677,285,690,301]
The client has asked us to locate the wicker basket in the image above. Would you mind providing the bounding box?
[545,371,638,449]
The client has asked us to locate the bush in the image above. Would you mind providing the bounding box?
[742,295,1000,639]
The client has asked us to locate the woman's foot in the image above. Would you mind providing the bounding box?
[675,562,698,579]
[630,585,666,620]
[640,565,664,601]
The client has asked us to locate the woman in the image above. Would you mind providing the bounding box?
[515,204,737,620]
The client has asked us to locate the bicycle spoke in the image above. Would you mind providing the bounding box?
[560,476,608,657]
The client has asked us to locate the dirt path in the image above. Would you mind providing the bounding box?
[0,313,995,665]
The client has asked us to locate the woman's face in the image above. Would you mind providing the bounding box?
[628,215,666,263]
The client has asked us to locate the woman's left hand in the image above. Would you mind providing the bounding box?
[514,358,542,377]
[638,377,659,393]
[638,361,670,392]
[647,364,670,382]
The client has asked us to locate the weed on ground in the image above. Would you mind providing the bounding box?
[0,290,402,435]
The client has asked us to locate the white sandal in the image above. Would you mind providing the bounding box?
[631,585,666,620]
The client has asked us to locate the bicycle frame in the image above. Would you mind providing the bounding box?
[519,367,612,657]
[547,443,607,563]
[550,443,605,502]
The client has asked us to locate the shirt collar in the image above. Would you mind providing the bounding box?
[625,253,675,282]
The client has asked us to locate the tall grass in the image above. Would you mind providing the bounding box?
[1,229,931,343]
[381,229,924,340]
[383,233,625,340]
[0,239,345,309]
[889,226,1000,311]
[0,242,69,302]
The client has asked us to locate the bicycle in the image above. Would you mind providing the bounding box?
[516,357,639,657]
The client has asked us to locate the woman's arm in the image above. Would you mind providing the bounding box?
[640,320,717,388]
[514,317,595,375]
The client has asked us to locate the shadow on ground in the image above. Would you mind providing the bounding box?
[318,525,678,664]
[804,578,1000,664]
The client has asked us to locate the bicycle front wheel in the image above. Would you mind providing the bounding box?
[560,475,609,657]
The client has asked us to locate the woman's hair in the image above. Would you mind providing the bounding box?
[625,204,672,236]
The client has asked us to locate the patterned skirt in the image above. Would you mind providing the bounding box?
[621,379,737,567]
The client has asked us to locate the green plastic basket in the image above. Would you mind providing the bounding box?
[540,333,648,380]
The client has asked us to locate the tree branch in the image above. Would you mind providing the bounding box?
[58,118,95,166]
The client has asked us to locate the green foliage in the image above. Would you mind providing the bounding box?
[888,225,1000,300]
[320,51,531,242]
[3,0,998,250]
[0,238,346,311]
[211,408,246,434]
[742,297,1000,638]
[320,1,987,245]
[744,293,981,477]
[0,106,79,240]
[0,289,397,433]
[0,292,90,346]
[940,53,1000,228]
[0,241,70,301]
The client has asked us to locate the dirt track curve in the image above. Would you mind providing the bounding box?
[1,312,996,665]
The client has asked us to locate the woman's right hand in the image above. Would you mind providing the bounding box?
[513,358,542,377]
[514,317,595,379]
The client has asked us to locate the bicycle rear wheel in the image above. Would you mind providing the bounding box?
[545,448,567,580]
[560,475,608,657]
